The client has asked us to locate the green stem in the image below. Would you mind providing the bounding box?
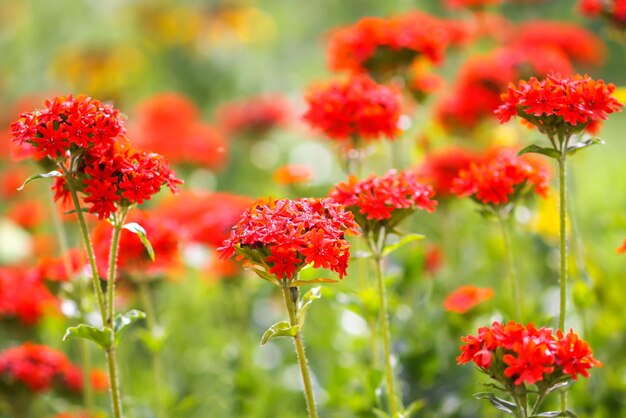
[497,212,521,320]
[372,247,399,417]
[106,211,127,418]
[281,286,319,418]
[138,281,167,418]
[558,156,567,331]
[47,188,95,415]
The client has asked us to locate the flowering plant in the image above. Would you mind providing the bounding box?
[458,321,602,417]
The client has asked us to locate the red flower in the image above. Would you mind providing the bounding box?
[302,76,401,146]
[458,322,601,387]
[218,198,360,282]
[617,239,626,253]
[216,95,291,138]
[273,164,313,185]
[0,343,81,392]
[0,267,58,326]
[329,170,437,227]
[445,0,503,9]
[443,285,494,313]
[579,0,626,29]
[496,73,623,135]
[451,149,550,206]
[131,92,228,169]
[415,147,481,197]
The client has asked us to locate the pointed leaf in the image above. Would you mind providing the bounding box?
[473,392,517,415]
[400,399,426,417]
[299,286,321,328]
[113,309,146,346]
[251,268,281,287]
[17,171,63,191]
[517,144,560,160]
[63,324,113,350]
[566,137,604,157]
[383,233,425,257]
[63,208,90,215]
[260,321,299,345]
[291,277,339,286]
[123,223,155,261]
[372,408,390,418]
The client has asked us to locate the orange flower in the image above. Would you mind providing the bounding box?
[273,164,313,185]
[617,239,626,253]
[444,285,494,313]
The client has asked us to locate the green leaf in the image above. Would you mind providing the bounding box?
[382,233,425,257]
[63,324,113,350]
[529,411,579,417]
[566,137,604,157]
[298,286,321,328]
[517,144,561,160]
[400,399,426,417]
[17,171,63,191]
[63,208,90,215]
[251,268,281,287]
[372,408,390,418]
[123,223,155,261]
[137,326,169,354]
[291,277,339,286]
[113,309,146,346]
[473,392,517,415]
[260,321,299,345]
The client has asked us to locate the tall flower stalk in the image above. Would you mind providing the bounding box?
[218,198,360,418]
[10,95,182,418]
[329,169,437,416]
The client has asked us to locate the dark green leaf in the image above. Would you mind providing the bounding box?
[517,144,560,160]
[260,321,299,345]
[566,137,604,157]
[299,286,321,328]
[63,324,113,350]
[17,171,63,191]
[113,309,146,346]
[123,223,155,261]
[382,233,425,257]
[473,392,517,415]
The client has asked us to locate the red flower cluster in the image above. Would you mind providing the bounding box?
[10,95,182,220]
[216,95,291,138]
[327,12,465,76]
[445,0,502,10]
[329,170,437,232]
[0,267,58,326]
[132,92,228,169]
[458,322,602,385]
[579,0,626,28]
[451,150,549,206]
[218,198,360,281]
[0,343,84,392]
[10,95,124,160]
[443,285,494,313]
[302,76,401,146]
[435,46,572,131]
[156,190,254,248]
[415,147,482,197]
[496,73,623,134]
[91,210,180,279]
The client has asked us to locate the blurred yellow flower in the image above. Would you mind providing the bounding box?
[614,86,626,105]
[529,190,569,241]
[200,6,276,47]
[136,5,201,46]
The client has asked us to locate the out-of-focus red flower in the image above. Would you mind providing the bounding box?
[444,285,494,313]
[5,199,46,231]
[0,267,58,326]
[273,164,313,185]
[458,322,601,386]
[496,73,623,136]
[513,21,606,67]
[617,239,626,253]
[90,369,109,391]
[91,210,180,279]
[445,0,503,10]
[38,248,84,282]
[424,244,443,276]
[0,343,84,392]
[329,170,437,226]
[156,190,254,248]
[579,0,626,29]
[415,147,482,197]
[451,149,550,206]
[132,92,228,170]
[218,198,360,282]
[327,12,466,77]
[0,167,32,198]
[436,46,572,132]
[303,76,401,147]
[216,95,291,138]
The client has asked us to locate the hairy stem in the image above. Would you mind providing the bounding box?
[282,286,319,418]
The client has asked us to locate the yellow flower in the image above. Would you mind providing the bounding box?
[528,190,569,241]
